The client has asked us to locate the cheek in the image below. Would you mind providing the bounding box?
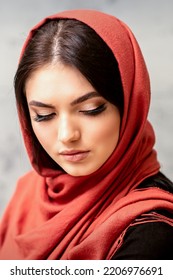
[85,115,120,147]
[31,123,55,150]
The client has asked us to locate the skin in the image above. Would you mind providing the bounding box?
[25,63,121,176]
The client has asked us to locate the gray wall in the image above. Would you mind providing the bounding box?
[0,0,173,216]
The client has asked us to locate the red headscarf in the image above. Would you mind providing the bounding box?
[0,10,173,260]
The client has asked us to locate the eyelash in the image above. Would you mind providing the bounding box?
[33,104,106,122]
[33,113,55,122]
[79,103,106,116]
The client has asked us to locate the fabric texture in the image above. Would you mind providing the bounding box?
[112,216,173,259]
[0,9,173,260]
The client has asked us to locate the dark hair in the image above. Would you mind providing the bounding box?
[14,19,124,170]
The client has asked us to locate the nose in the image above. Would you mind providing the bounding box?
[57,115,80,143]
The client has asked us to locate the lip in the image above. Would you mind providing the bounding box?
[59,150,90,162]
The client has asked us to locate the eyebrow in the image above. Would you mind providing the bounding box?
[70,91,100,105]
[28,100,55,108]
[29,100,55,109]
[28,91,100,108]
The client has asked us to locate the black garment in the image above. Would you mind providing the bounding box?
[111,172,173,260]
[136,172,173,193]
[111,221,173,260]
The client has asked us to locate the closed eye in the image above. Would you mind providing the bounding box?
[32,104,106,122]
[79,104,106,116]
[33,113,55,122]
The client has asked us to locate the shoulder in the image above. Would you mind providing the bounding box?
[137,172,173,193]
[8,169,43,203]
[16,169,43,189]
[112,221,173,260]
[17,169,40,182]
[1,169,43,219]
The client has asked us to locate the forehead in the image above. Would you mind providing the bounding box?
[25,63,95,102]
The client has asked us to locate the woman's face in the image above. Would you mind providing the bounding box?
[26,63,121,176]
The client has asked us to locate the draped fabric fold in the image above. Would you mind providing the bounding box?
[0,9,172,260]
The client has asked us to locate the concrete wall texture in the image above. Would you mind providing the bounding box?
[0,0,173,216]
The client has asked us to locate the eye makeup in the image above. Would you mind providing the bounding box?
[32,103,107,122]
[79,103,106,116]
[33,113,55,122]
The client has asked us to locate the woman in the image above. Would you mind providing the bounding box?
[0,9,173,260]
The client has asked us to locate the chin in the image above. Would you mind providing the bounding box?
[62,166,98,177]
[65,170,91,177]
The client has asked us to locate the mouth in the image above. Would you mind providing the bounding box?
[59,150,90,162]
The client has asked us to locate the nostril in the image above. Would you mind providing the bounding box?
[57,116,81,143]
[58,129,80,143]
